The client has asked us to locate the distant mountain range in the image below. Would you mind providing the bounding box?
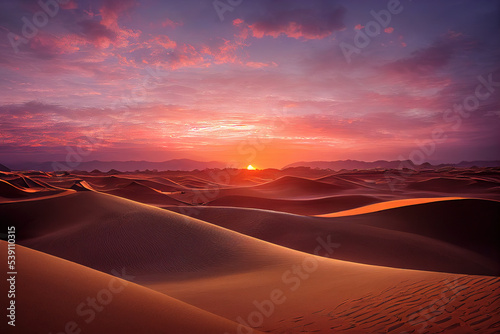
[2,159,499,172]
[283,160,500,170]
[6,159,227,172]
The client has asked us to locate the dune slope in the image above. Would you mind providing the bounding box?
[1,185,499,333]
[206,194,381,215]
[0,241,253,334]
[0,192,301,277]
[167,199,500,275]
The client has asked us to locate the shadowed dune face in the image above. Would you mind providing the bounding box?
[0,178,71,202]
[251,175,351,198]
[339,199,500,265]
[1,167,499,333]
[1,192,304,277]
[205,194,382,215]
[166,198,500,276]
[406,177,500,193]
[0,241,255,334]
[79,175,186,192]
[0,179,35,198]
[101,181,187,206]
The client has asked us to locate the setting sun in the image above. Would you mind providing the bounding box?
[247,165,256,170]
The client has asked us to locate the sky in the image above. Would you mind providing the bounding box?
[0,0,499,169]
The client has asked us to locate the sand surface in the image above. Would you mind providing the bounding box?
[1,167,499,333]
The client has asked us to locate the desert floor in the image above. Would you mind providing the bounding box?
[1,166,499,333]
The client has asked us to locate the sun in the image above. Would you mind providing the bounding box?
[247,164,256,170]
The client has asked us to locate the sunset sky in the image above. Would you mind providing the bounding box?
[0,0,499,168]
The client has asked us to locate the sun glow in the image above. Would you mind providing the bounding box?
[247,165,256,170]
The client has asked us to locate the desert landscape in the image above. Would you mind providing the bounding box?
[1,165,499,333]
[1,0,500,332]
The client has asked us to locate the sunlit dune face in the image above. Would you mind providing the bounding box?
[247,165,256,170]
[317,197,466,217]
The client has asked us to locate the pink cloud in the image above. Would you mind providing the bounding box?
[152,35,177,49]
[78,19,117,48]
[29,33,87,56]
[24,0,141,56]
[384,27,394,34]
[90,0,141,48]
[165,44,207,69]
[98,0,136,30]
[233,18,244,26]
[250,21,334,39]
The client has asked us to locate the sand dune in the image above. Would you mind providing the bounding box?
[5,175,47,189]
[70,180,96,191]
[251,175,349,198]
[3,191,301,277]
[19,170,50,177]
[79,175,139,190]
[169,175,225,188]
[3,174,498,275]
[32,176,88,189]
[1,168,499,333]
[144,249,500,334]
[407,176,499,192]
[147,176,187,188]
[206,194,381,215]
[129,178,184,192]
[0,241,253,334]
[62,168,500,206]
[316,174,371,189]
[167,198,500,275]
[339,198,500,264]
[0,179,35,197]
[102,181,187,206]
[168,174,357,204]
[318,196,465,217]
[0,178,71,202]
